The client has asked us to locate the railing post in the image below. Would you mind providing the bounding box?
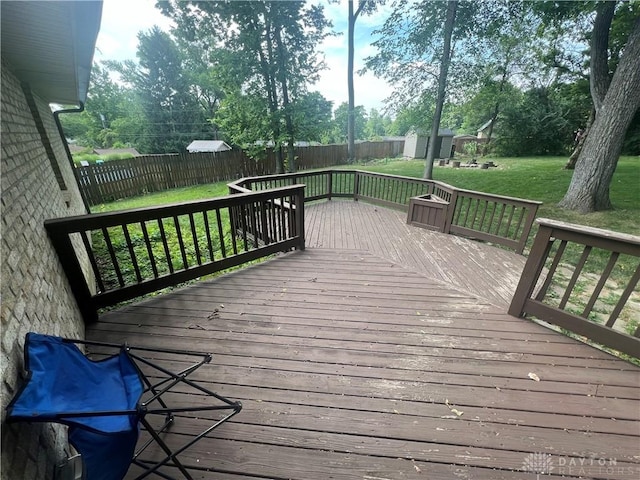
[295,186,306,251]
[327,171,333,201]
[515,204,540,255]
[508,223,553,318]
[44,223,98,323]
[353,171,360,201]
[443,189,458,234]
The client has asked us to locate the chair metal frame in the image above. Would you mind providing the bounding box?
[6,334,242,480]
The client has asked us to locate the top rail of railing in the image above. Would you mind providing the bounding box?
[509,218,640,358]
[229,169,541,254]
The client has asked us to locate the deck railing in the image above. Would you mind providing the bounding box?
[45,185,306,322]
[230,169,541,254]
[509,219,640,357]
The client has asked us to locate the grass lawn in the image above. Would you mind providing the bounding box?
[352,155,640,236]
[91,156,638,360]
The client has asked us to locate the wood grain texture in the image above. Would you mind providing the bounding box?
[89,244,640,480]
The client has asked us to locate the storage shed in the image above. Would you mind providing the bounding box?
[403,128,454,159]
[186,140,232,153]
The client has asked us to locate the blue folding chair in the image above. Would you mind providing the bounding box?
[6,333,242,480]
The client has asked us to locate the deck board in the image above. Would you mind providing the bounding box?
[305,200,527,308]
[90,242,640,480]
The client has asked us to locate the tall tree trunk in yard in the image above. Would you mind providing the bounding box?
[347,1,361,164]
[424,0,457,179]
[274,23,296,172]
[564,109,594,170]
[558,16,640,213]
[564,2,614,170]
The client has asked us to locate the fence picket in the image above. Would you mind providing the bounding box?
[76,141,404,205]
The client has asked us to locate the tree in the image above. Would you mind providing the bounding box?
[59,61,142,149]
[158,0,331,172]
[365,108,392,139]
[559,15,640,213]
[113,27,207,153]
[493,87,573,156]
[347,1,384,162]
[366,0,536,178]
[332,102,367,144]
[424,0,457,179]
[292,92,334,142]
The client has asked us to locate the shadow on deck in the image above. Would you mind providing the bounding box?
[89,201,640,480]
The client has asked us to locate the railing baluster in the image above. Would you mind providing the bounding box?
[260,200,270,245]
[582,251,619,318]
[173,216,189,269]
[140,221,159,279]
[240,205,249,252]
[80,230,105,293]
[478,200,489,232]
[606,264,640,327]
[122,224,142,283]
[202,211,214,262]
[469,198,480,229]
[249,202,259,248]
[559,245,592,310]
[216,209,226,258]
[534,240,567,301]
[228,207,238,255]
[486,203,498,235]
[502,204,516,238]
[188,213,201,265]
[493,203,506,235]
[157,218,174,274]
[512,207,526,240]
[102,227,125,288]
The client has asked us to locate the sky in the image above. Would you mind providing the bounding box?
[94,0,395,113]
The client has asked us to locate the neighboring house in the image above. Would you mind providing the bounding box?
[93,147,141,157]
[403,128,455,159]
[452,134,488,155]
[1,2,102,479]
[186,140,232,153]
[477,119,494,139]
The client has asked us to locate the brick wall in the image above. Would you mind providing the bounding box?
[1,59,90,480]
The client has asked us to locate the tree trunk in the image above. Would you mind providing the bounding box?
[564,3,614,171]
[424,0,457,179]
[347,1,360,164]
[590,1,616,113]
[559,17,640,213]
[564,109,594,169]
[256,20,284,173]
[274,22,296,172]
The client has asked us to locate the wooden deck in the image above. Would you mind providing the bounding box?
[88,201,640,480]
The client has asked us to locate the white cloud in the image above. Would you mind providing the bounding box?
[95,0,174,62]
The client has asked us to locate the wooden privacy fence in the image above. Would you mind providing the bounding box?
[231,169,541,254]
[45,185,306,322]
[509,219,640,358]
[76,141,404,205]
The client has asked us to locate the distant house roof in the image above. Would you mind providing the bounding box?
[477,120,493,132]
[93,148,140,157]
[453,134,478,139]
[405,128,455,137]
[187,140,232,153]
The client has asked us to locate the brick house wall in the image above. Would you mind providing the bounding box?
[1,59,91,480]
